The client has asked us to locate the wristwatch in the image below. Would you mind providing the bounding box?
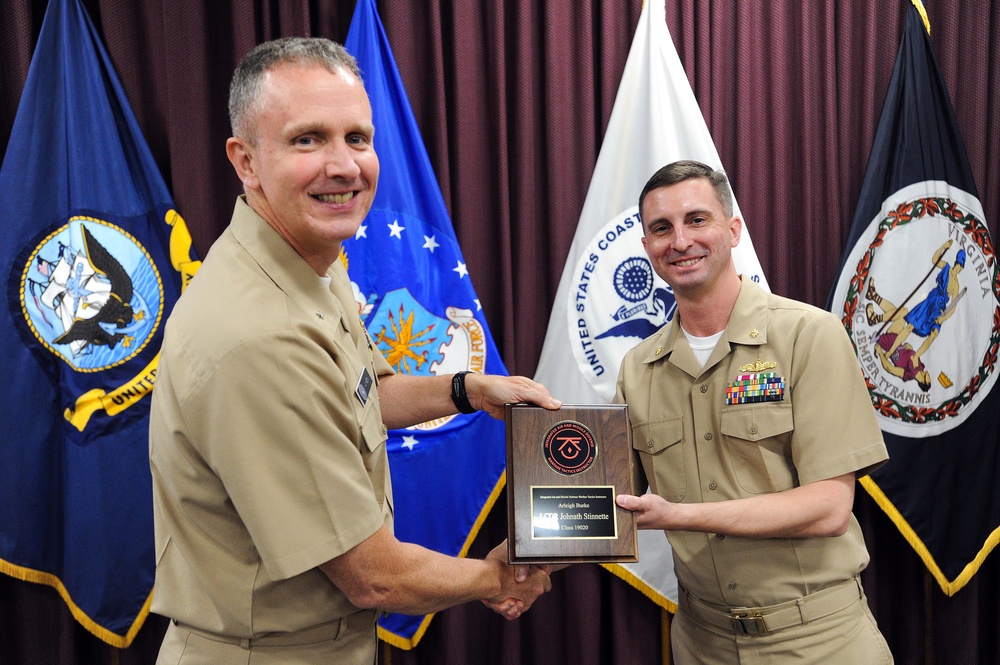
[450,371,477,414]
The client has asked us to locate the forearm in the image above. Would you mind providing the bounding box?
[377,374,454,429]
[622,474,856,539]
[675,486,850,538]
[320,526,504,614]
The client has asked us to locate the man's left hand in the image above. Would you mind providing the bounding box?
[466,374,561,419]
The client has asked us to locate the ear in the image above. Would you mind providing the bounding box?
[226,137,259,190]
[641,234,649,256]
[729,215,743,247]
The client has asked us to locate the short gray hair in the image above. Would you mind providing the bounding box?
[228,37,363,145]
[638,160,734,222]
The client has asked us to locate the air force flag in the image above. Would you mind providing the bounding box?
[345,0,511,648]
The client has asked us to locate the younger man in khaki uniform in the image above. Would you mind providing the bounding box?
[615,161,893,664]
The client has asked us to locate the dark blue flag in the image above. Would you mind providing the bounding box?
[0,0,199,645]
[829,0,1000,595]
[344,0,510,648]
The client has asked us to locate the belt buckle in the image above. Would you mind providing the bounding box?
[730,611,767,636]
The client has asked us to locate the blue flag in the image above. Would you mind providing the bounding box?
[344,0,510,648]
[829,1,1000,595]
[0,0,199,646]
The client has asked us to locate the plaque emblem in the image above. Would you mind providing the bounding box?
[543,421,597,476]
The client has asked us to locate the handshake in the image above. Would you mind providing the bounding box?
[480,541,563,620]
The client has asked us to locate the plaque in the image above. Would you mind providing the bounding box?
[505,403,638,564]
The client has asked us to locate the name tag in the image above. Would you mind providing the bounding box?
[355,366,374,406]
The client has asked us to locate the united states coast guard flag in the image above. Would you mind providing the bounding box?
[533,0,767,612]
[0,0,199,647]
[344,0,511,648]
[829,0,1000,595]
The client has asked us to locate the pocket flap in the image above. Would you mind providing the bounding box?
[631,416,684,454]
[720,404,793,442]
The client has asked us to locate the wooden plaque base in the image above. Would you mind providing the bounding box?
[505,404,637,564]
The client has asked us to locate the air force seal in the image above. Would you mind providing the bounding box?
[351,284,487,432]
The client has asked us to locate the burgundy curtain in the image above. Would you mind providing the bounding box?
[1,1,998,663]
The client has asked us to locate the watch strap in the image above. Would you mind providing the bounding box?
[451,371,477,414]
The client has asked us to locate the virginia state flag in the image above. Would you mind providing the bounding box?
[829,0,1000,595]
[0,0,199,646]
[532,0,767,612]
[344,0,510,648]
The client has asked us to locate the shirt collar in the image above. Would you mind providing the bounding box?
[641,275,769,370]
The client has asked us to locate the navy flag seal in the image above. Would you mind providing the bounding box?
[12,210,199,434]
[20,216,163,371]
[832,181,999,437]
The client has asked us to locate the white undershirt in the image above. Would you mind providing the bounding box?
[682,327,724,368]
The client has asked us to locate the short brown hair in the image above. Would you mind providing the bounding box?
[638,160,734,223]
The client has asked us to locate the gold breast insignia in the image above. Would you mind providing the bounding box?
[739,359,777,373]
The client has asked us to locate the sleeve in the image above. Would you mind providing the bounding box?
[180,324,388,581]
[371,335,394,377]
[788,312,889,484]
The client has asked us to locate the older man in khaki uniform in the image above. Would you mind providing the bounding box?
[150,38,558,664]
[615,161,893,664]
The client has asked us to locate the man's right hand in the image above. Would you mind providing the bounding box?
[481,541,552,620]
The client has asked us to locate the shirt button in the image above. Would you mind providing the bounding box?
[699,385,708,393]
[708,482,718,491]
[716,534,725,540]
[704,432,713,441]
[728,582,737,590]
[749,425,758,436]
[646,440,654,449]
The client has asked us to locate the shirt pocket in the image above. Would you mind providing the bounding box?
[720,403,795,494]
[631,417,686,502]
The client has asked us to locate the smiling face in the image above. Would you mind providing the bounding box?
[640,177,742,301]
[226,62,379,274]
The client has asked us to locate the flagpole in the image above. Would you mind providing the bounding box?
[660,609,672,665]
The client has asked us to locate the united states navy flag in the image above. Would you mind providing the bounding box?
[829,0,1000,595]
[0,0,199,645]
[344,0,510,647]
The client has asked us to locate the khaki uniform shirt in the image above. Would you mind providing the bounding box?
[149,198,393,661]
[616,277,888,607]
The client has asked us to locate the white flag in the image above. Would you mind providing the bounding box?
[533,0,769,611]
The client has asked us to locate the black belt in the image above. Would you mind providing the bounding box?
[173,609,377,649]
[679,576,864,636]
